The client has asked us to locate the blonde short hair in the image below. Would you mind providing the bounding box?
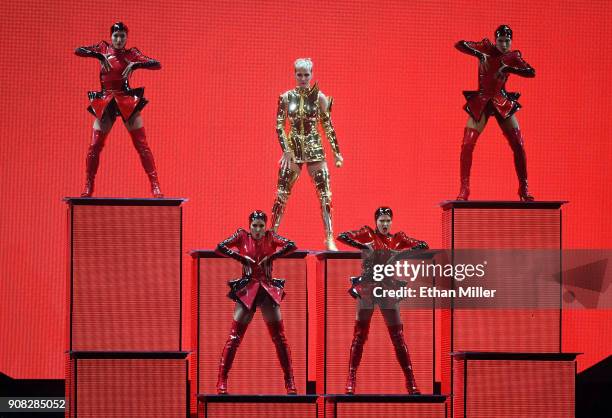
[294,58,313,72]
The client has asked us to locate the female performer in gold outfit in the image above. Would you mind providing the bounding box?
[271,58,343,251]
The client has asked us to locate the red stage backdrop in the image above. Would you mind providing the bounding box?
[0,0,610,379]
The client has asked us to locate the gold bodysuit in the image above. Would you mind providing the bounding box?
[276,84,340,163]
[271,83,342,250]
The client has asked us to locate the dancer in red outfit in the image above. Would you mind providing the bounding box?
[337,207,428,395]
[455,25,536,201]
[215,210,298,394]
[75,22,163,197]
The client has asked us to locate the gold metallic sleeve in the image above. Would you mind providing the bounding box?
[276,94,290,153]
[319,96,341,155]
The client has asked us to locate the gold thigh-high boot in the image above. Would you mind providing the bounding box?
[271,166,300,232]
[311,166,338,251]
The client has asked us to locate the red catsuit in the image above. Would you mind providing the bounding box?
[216,229,296,310]
[75,41,160,121]
[456,38,535,121]
[337,226,428,304]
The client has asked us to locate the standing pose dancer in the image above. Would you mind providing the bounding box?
[215,211,298,394]
[271,58,344,250]
[455,25,536,201]
[75,22,163,197]
[338,207,428,394]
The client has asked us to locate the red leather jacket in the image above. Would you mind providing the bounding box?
[338,225,428,251]
[75,41,160,120]
[338,225,428,302]
[76,41,160,90]
[456,38,535,120]
[216,229,296,309]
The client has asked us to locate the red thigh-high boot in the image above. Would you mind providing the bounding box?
[387,324,420,394]
[503,127,534,201]
[128,127,163,198]
[81,129,109,197]
[457,127,481,200]
[216,320,250,394]
[345,319,371,394]
[266,320,297,394]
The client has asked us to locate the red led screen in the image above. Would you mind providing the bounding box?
[451,208,561,249]
[70,204,182,351]
[335,403,447,418]
[193,255,308,395]
[199,402,317,418]
[441,206,563,398]
[320,256,435,394]
[450,309,560,352]
[0,0,610,380]
[67,357,187,418]
[453,359,575,418]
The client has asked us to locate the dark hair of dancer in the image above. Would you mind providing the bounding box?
[495,24,512,39]
[249,210,268,223]
[374,206,393,221]
[110,22,129,35]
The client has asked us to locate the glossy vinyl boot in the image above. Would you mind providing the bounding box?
[81,129,109,197]
[387,324,420,394]
[456,128,480,200]
[325,235,338,251]
[216,320,250,394]
[345,319,371,394]
[503,127,534,202]
[312,167,338,251]
[266,320,297,394]
[128,127,164,198]
[456,179,470,201]
[271,166,300,232]
[518,181,534,202]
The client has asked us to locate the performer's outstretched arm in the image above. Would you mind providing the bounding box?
[455,39,489,60]
[502,51,535,78]
[75,42,105,59]
[127,48,161,70]
[276,94,291,153]
[216,229,249,264]
[337,226,373,250]
[318,93,342,164]
[397,232,429,250]
[121,48,161,78]
[269,232,297,261]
